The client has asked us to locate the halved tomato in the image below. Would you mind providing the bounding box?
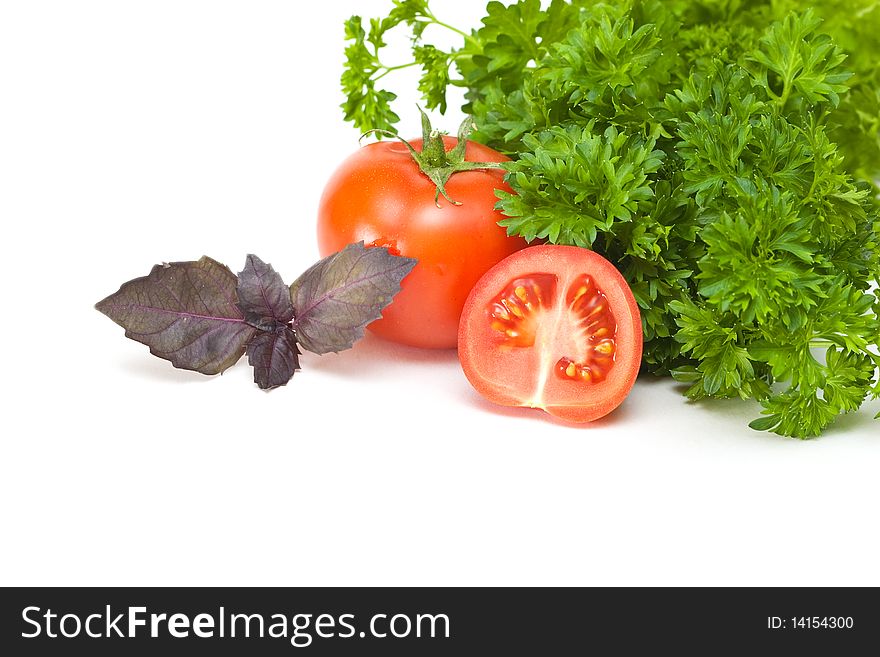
[458,245,642,423]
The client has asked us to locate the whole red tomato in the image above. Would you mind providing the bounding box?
[317,121,528,349]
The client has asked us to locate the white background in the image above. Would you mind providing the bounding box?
[1,1,878,587]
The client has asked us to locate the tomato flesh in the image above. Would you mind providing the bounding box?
[458,245,642,423]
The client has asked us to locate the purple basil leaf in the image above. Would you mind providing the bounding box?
[237,254,294,327]
[289,242,417,354]
[246,326,301,389]
[96,257,256,375]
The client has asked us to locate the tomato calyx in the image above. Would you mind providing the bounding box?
[361,106,505,208]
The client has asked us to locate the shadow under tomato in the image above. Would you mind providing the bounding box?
[459,385,635,430]
[301,331,460,380]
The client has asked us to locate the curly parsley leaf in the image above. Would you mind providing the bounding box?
[748,9,852,110]
[497,123,664,247]
[340,2,465,134]
[341,16,401,134]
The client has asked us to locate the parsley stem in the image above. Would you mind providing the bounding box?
[776,59,799,110]
[424,13,472,42]
[374,61,419,82]
[803,173,819,205]
[434,20,470,40]
[856,1,878,18]
[778,83,791,110]
[375,50,466,84]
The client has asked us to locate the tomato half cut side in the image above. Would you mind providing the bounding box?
[458,245,642,423]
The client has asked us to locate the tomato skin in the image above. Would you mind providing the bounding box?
[458,245,643,423]
[317,136,528,349]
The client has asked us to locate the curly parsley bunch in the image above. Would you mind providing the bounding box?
[342,0,880,437]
